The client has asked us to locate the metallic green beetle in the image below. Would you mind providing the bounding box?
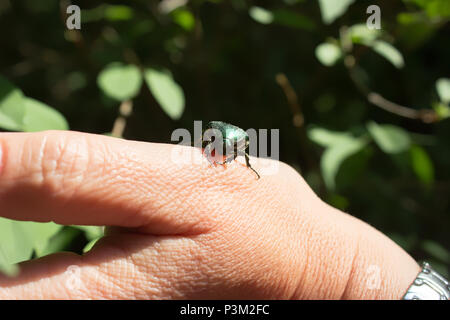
[201,121,260,179]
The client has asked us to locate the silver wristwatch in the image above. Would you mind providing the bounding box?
[402,262,450,300]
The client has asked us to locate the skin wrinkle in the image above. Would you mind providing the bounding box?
[89,235,200,299]
[160,239,210,299]
[113,147,187,232]
[38,134,51,187]
[83,240,140,299]
[54,135,91,215]
[203,205,291,298]
[340,229,361,299]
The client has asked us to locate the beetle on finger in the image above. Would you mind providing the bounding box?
[201,121,260,180]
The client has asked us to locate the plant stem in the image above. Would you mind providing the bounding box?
[112,100,133,138]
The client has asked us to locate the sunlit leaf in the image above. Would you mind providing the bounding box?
[97,63,143,102]
[158,0,189,14]
[315,42,342,67]
[348,23,381,44]
[367,121,411,154]
[321,136,367,190]
[22,98,69,132]
[308,127,352,147]
[144,68,185,120]
[397,12,424,25]
[425,0,450,18]
[83,238,101,253]
[432,102,450,120]
[318,0,355,24]
[104,5,134,21]
[249,6,274,24]
[172,8,195,31]
[0,75,26,131]
[436,78,450,104]
[371,40,405,69]
[0,218,35,275]
[20,222,63,257]
[0,112,22,131]
[410,145,434,187]
[0,248,19,276]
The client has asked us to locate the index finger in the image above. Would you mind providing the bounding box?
[0,130,263,235]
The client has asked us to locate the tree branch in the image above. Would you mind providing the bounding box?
[275,73,316,172]
[275,73,304,128]
[346,58,439,124]
[112,100,133,138]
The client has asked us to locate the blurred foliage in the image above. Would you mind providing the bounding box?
[0,0,449,277]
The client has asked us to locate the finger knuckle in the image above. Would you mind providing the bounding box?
[33,131,91,193]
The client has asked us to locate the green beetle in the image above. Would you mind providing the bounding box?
[201,121,260,179]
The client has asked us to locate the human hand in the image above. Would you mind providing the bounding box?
[0,131,420,299]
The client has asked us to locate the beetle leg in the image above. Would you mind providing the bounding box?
[216,155,234,165]
[203,143,216,166]
[245,152,260,180]
[218,142,239,165]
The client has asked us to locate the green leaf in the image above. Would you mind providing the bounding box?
[22,98,69,132]
[272,9,315,30]
[371,40,405,69]
[432,102,450,120]
[97,63,143,102]
[308,127,352,147]
[367,122,411,154]
[436,78,450,104]
[40,227,81,257]
[0,248,19,276]
[315,42,342,67]
[318,0,355,24]
[0,112,22,131]
[410,145,434,187]
[172,9,195,31]
[144,68,185,120]
[83,238,101,253]
[336,145,372,188]
[0,218,35,275]
[422,240,450,263]
[425,0,450,18]
[71,225,104,241]
[66,72,87,92]
[348,23,381,44]
[104,5,134,21]
[0,75,26,131]
[321,136,367,190]
[249,6,274,24]
[397,12,424,25]
[327,193,350,211]
[21,222,63,257]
